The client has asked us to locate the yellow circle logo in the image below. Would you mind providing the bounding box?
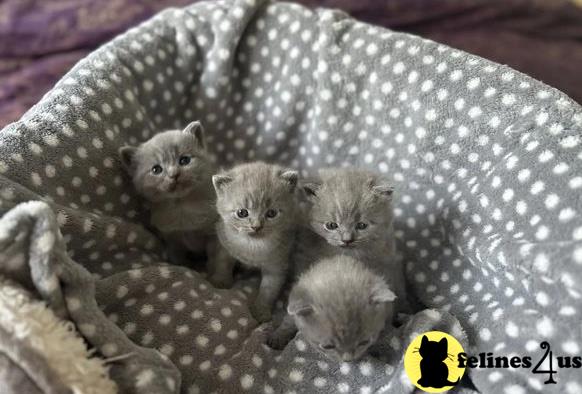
[404,331,466,393]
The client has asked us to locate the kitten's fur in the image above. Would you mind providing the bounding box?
[268,255,396,361]
[119,121,218,264]
[212,161,299,322]
[294,168,408,312]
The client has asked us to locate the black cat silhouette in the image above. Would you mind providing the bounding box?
[417,335,460,388]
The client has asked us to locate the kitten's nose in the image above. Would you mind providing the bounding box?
[167,166,179,179]
[251,225,263,233]
[342,239,354,245]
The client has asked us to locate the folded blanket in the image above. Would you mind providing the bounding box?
[0,275,117,394]
[0,0,581,393]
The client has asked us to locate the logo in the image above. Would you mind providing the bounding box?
[457,341,581,384]
[404,331,466,393]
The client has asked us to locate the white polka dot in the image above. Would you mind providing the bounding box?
[252,354,263,368]
[289,369,303,382]
[196,335,209,347]
[80,323,96,336]
[504,385,525,394]
[67,297,81,311]
[480,328,492,341]
[505,321,519,337]
[536,316,554,337]
[136,369,155,388]
[535,292,549,306]
[561,341,580,355]
[219,364,232,380]
[140,304,154,316]
[102,343,118,357]
[566,382,582,394]
[240,374,254,390]
[359,362,373,376]
[314,377,327,387]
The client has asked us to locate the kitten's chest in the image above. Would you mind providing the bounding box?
[218,224,290,268]
[151,199,217,234]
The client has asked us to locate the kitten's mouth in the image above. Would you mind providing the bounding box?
[167,182,191,194]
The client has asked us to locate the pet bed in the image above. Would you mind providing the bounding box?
[0,0,581,393]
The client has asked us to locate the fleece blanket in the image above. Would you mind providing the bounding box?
[0,0,581,393]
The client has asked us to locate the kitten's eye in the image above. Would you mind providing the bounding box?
[178,155,191,166]
[265,209,278,219]
[151,164,163,175]
[357,339,371,347]
[319,343,336,350]
[355,222,368,230]
[236,209,249,218]
[325,222,338,231]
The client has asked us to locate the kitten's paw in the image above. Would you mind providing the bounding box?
[208,274,234,289]
[266,332,290,350]
[250,303,272,323]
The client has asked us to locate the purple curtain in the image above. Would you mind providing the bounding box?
[1,0,581,128]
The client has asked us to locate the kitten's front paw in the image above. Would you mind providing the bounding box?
[250,302,272,323]
[208,274,234,289]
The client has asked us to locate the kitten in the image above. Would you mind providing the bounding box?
[212,161,299,322]
[268,255,396,361]
[294,168,408,312]
[119,121,218,265]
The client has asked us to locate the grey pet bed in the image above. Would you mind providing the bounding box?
[1,0,581,393]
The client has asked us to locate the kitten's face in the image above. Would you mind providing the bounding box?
[213,162,298,237]
[292,296,392,362]
[305,170,394,248]
[119,122,212,202]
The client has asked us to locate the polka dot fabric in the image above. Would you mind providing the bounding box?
[0,0,581,393]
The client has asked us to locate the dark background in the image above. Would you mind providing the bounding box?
[1,0,581,128]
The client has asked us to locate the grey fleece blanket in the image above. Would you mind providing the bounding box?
[1,0,581,393]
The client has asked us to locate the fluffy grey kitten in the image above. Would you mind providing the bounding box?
[211,161,299,323]
[268,255,396,361]
[294,167,408,312]
[119,121,218,264]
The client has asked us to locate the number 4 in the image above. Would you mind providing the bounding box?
[532,342,557,384]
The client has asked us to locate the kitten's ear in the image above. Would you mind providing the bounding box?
[279,170,298,190]
[370,182,394,200]
[369,283,397,305]
[302,182,321,199]
[212,174,233,193]
[287,302,314,317]
[183,121,206,150]
[288,288,314,317]
[421,335,429,346]
[118,146,137,172]
[439,337,448,347]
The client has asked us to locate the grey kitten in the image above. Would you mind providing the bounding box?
[119,121,218,265]
[268,255,396,361]
[294,167,408,312]
[212,161,299,322]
